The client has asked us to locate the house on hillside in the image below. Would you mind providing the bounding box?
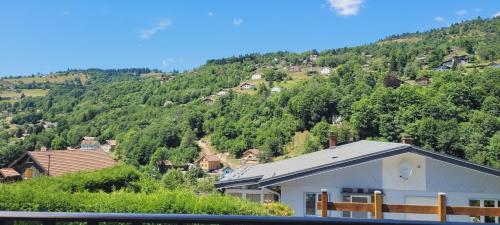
[241,149,260,166]
[80,137,100,150]
[101,139,117,152]
[0,168,21,182]
[251,72,263,80]
[415,77,431,86]
[309,55,319,62]
[216,136,500,222]
[156,160,174,174]
[271,87,281,93]
[42,121,57,129]
[320,67,331,75]
[8,150,117,179]
[196,154,221,172]
[239,82,256,90]
[202,96,216,105]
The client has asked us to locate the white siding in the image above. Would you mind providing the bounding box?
[277,152,500,222]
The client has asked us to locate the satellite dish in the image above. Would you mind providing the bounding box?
[399,162,413,180]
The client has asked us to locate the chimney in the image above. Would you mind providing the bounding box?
[328,132,337,148]
[401,135,413,145]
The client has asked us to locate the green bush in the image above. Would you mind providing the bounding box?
[0,165,292,216]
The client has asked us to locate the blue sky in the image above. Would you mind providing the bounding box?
[0,0,499,76]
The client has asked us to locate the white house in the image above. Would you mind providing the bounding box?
[239,82,256,90]
[320,67,331,75]
[271,87,281,93]
[251,73,262,80]
[216,139,500,223]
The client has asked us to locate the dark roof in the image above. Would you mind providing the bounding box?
[9,150,117,176]
[0,168,20,178]
[215,141,500,188]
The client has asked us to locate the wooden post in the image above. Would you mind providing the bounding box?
[437,192,447,222]
[374,190,383,219]
[321,189,328,218]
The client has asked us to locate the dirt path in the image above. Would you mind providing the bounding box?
[196,139,239,169]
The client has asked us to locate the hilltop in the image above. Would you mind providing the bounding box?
[0,17,498,170]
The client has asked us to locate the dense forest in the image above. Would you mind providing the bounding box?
[0,17,498,169]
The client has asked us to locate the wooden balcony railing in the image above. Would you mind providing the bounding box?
[317,189,500,222]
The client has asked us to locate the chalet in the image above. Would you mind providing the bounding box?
[202,96,215,105]
[196,154,221,172]
[8,150,117,179]
[320,67,331,75]
[0,168,21,182]
[415,77,431,86]
[242,149,260,161]
[239,82,256,90]
[80,137,100,150]
[271,87,281,93]
[101,139,117,152]
[156,160,174,174]
[216,137,500,222]
[251,73,262,80]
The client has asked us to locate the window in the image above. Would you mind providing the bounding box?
[246,194,261,203]
[342,195,371,219]
[304,192,329,216]
[469,199,499,223]
[23,167,34,179]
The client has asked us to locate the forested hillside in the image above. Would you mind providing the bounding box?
[0,17,498,169]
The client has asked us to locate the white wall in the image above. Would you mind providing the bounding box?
[277,152,500,222]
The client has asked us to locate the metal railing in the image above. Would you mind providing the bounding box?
[0,211,480,225]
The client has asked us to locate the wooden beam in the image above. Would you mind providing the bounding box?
[319,202,374,212]
[447,206,500,216]
[437,192,446,222]
[321,189,328,218]
[381,204,436,214]
[373,191,383,219]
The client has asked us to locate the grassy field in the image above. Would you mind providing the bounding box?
[0,89,49,98]
[275,131,310,161]
[3,73,88,84]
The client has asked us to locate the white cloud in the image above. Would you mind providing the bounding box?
[208,11,214,17]
[456,9,467,16]
[328,0,364,16]
[494,11,500,18]
[233,18,243,26]
[434,16,447,25]
[139,19,172,39]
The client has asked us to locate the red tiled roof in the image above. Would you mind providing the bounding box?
[204,154,220,162]
[27,150,117,176]
[0,168,20,178]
